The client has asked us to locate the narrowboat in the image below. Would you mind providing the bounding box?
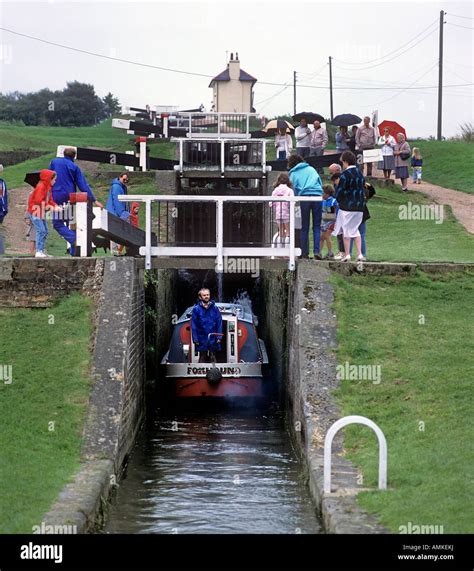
[161,303,269,398]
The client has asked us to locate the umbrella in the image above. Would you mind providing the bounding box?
[264,119,295,133]
[292,112,325,124]
[250,129,273,139]
[378,120,407,140]
[24,171,41,188]
[331,114,362,127]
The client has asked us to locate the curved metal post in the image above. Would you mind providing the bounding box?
[324,415,387,494]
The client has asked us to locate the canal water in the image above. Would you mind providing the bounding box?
[105,407,321,534]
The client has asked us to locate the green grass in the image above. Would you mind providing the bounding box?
[0,118,130,152]
[330,271,474,533]
[362,184,474,263]
[412,140,474,195]
[314,183,474,263]
[0,294,93,533]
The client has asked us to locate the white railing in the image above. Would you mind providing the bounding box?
[118,194,322,271]
[176,112,259,139]
[323,415,388,494]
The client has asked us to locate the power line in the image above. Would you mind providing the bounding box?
[334,20,438,67]
[445,66,473,84]
[447,13,474,20]
[334,28,438,71]
[447,22,474,30]
[368,63,438,107]
[255,77,292,107]
[0,25,472,92]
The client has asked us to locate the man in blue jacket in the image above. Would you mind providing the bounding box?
[106,173,130,255]
[288,154,323,259]
[49,148,103,255]
[191,288,223,363]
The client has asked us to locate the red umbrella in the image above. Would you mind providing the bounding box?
[379,120,407,139]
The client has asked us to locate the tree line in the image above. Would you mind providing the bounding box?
[0,81,121,127]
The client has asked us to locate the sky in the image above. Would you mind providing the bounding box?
[0,0,472,138]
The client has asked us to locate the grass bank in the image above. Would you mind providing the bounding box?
[0,294,93,533]
[411,140,474,195]
[313,183,474,263]
[331,271,474,533]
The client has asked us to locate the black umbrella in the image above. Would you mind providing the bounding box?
[331,114,362,127]
[250,129,273,138]
[292,112,325,124]
[24,171,41,188]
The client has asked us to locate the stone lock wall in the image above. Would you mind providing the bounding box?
[0,258,102,307]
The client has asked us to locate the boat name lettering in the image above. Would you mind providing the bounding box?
[186,366,242,375]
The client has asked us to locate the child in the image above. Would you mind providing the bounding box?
[24,211,37,255]
[269,173,294,244]
[118,202,140,255]
[320,185,338,259]
[411,148,423,184]
[129,202,140,228]
[27,169,59,257]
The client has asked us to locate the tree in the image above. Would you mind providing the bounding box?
[102,92,121,117]
[0,81,109,126]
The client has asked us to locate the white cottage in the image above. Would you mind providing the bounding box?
[209,53,257,113]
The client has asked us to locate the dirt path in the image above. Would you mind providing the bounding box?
[3,186,32,255]
[405,179,474,234]
[370,162,474,234]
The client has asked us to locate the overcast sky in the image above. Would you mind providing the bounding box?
[0,0,472,137]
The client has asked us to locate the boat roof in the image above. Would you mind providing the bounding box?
[177,302,254,324]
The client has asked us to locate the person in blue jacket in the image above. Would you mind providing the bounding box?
[191,288,223,363]
[49,147,103,255]
[288,154,323,259]
[106,173,130,220]
[106,173,130,255]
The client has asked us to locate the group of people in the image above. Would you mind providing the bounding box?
[275,115,422,193]
[270,150,376,261]
[15,147,140,257]
[275,119,329,161]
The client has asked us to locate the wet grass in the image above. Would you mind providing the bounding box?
[314,182,474,263]
[0,294,93,533]
[412,140,474,195]
[331,271,474,533]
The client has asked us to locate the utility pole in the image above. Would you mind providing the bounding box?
[437,10,445,140]
[293,71,297,115]
[329,56,334,121]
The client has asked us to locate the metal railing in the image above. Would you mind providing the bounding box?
[118,194,322,271]
[173,138,267,173]
[176,112,259,138]
[324,415,388,494]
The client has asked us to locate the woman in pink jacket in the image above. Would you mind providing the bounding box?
[270,173,294,244]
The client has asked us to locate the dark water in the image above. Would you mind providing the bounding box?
[105,408,321,534]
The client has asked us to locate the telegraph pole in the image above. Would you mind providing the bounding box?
[437,10,445,141]
[293,71,297,115]
[329,56,334,120]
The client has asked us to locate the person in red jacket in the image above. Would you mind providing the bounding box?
[129,202,140,228]
[27,169,59,257]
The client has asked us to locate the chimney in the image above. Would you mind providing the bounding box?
[228,51,240,80]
